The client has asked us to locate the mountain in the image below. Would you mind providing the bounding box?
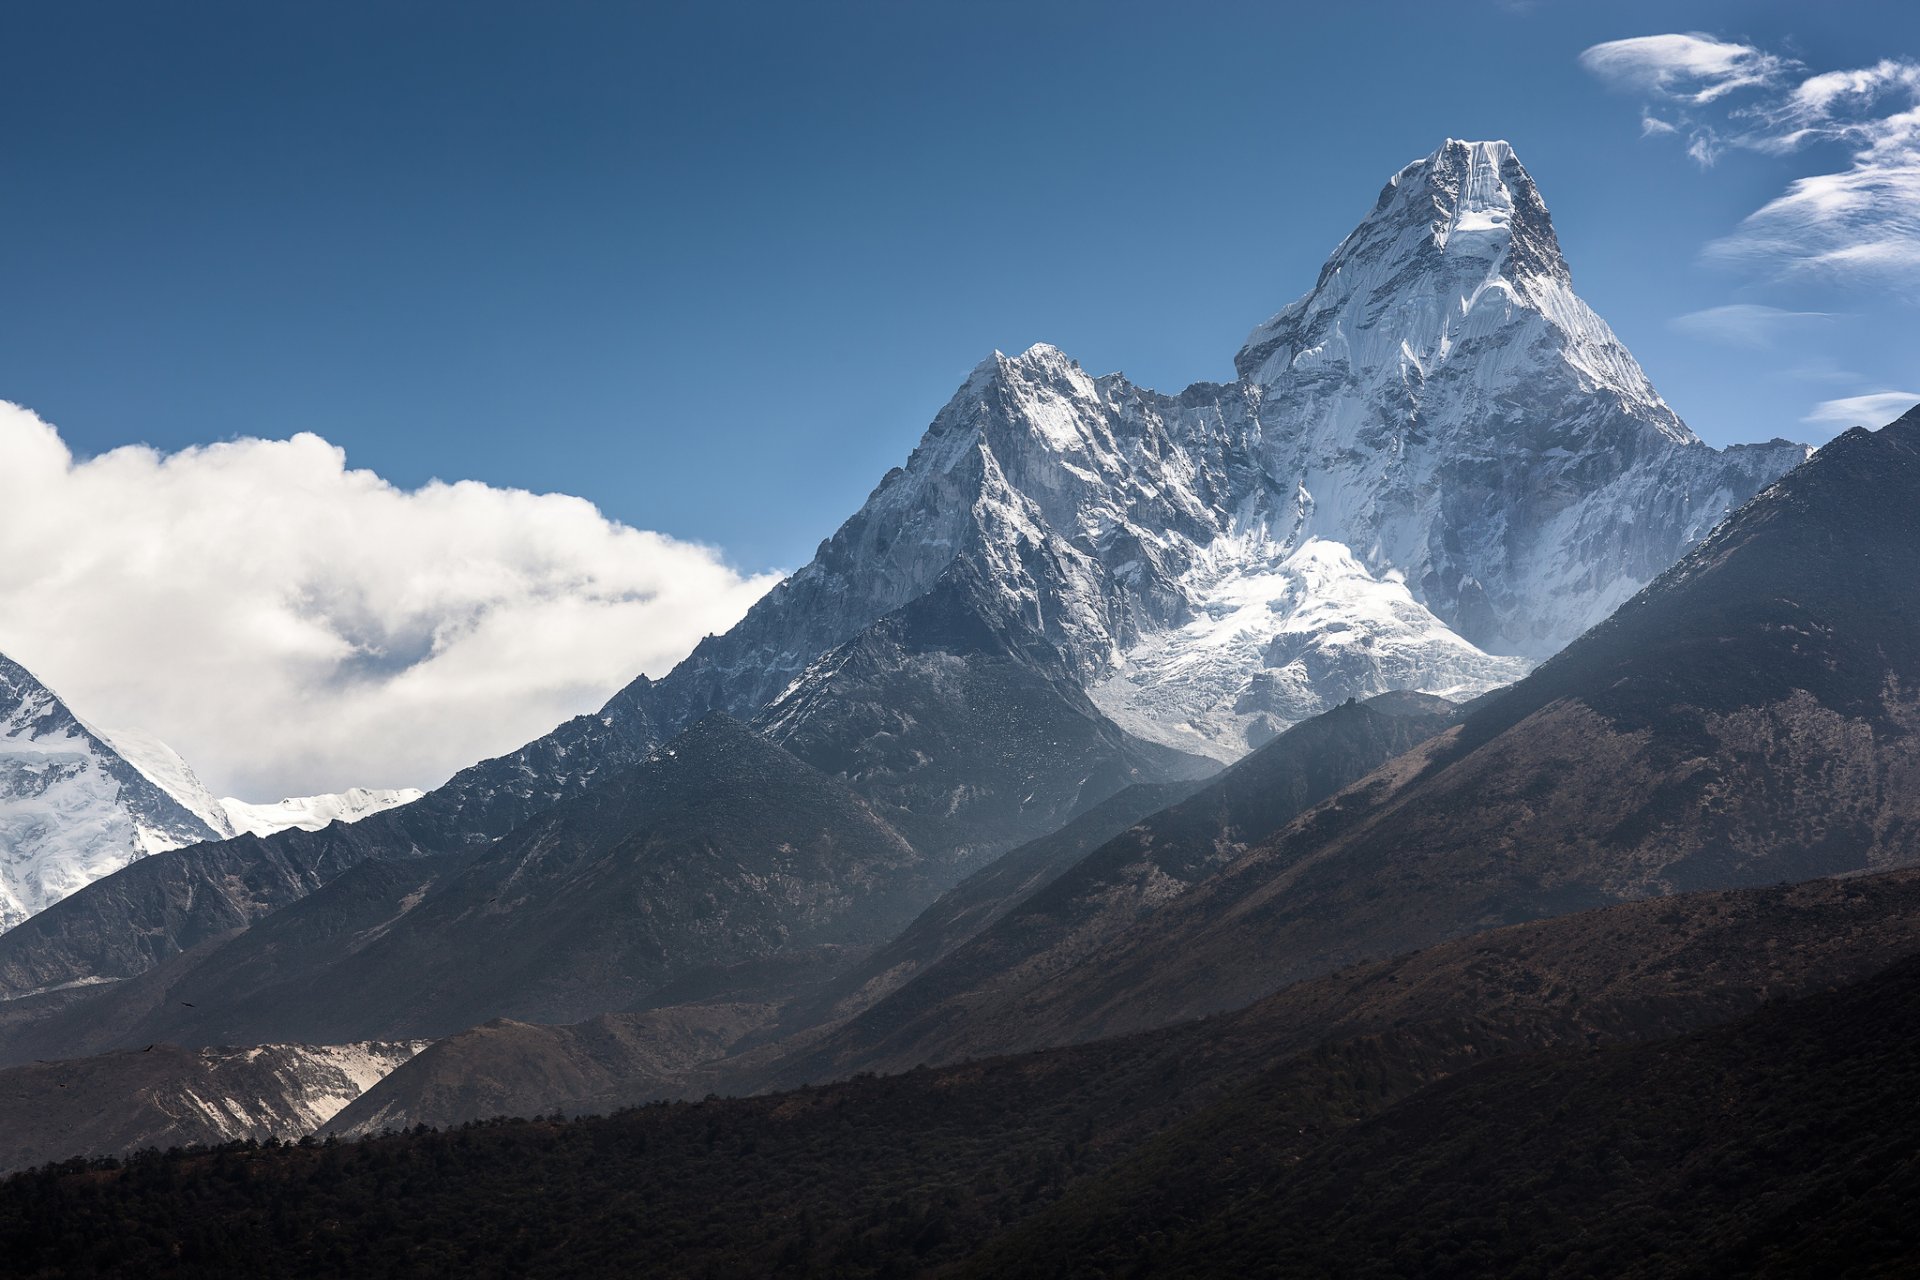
[0,138,1805,1009]
[0,855,474,1067]
[218,787,425,839]
[90,725,237,838]
[218,715,925,1041]
[314,781,1203,1134]
[0,1038,425,1174]
[0,655,225,933]
[323,1006,763,1138]
[769,777,1202,1036]
[615,137,1803,770]
[889,406,1920,1058]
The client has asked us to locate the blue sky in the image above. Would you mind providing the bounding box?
[5,0,1917,574]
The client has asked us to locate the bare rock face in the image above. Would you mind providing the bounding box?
[0,1038,425,1172]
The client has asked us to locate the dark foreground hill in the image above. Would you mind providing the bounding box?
[971,949,1920,1279]
[4,869,1918,1276]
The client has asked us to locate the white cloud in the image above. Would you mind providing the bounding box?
[1583,35,1920,282]
[0,403,781,800]
[1578,34,1790,104]
[1707,105,1920,279]
[1669,303,1830,347]
[1802,391,1920,429]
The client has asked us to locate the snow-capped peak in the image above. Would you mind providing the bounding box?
[612,140,1808,766]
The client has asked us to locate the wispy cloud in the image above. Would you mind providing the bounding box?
[0,403,780,799]
[1803,391,1920,428]
[1582,34,1920,281]
[1579,33,1792,105]
[1669,303,1830,347]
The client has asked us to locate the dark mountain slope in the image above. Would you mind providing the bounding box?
[70,717,923,1047]
[0,857,469,1067]
[0,695,664,999]
[5,870,1920,1274]
[320,780,1200,1135]
[882,410,1920,1055]
[753,690,1459,1086]
[756,562,1216,867]
[322,1003,769,1138]
[773,779,1201,1036]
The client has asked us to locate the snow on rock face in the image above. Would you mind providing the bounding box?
[0,654,225,932]
[1088,538,1530,760]
[641,139,1805,764]
[220,787,425,839]
[96,725,236,839]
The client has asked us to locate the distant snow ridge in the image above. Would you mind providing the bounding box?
[103,726,421,838]
[633,139,1810,761]
[219,787,424,839]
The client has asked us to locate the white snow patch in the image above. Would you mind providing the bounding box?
[219,787,425,838]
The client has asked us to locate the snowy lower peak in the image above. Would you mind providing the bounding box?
[1088,538,1529,761]
[219,787,426,839]
[101,728,423,841]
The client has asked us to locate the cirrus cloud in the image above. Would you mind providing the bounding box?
[0,402,781,800]
[1583,33,1920,282]
[1668,303,1830,347]
[1578,33,1791,106]
[1802,391,1920,430]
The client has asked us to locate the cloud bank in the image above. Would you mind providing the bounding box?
[0,403,780,799]
[1582,33,1920,281]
